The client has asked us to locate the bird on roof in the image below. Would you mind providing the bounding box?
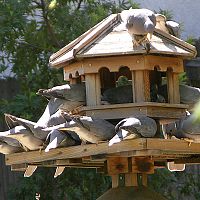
[109,116,157,146]
[37,84,86,112]
[166,20,180,38]
[122,8,156,52]
[60,115,115,144]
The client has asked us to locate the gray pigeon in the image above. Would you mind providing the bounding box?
[102,85,133,104]
[35,98,67,128]
[45,129,79,152]
[179,84,200,106]
[109,116,157,146]
[158,84,200,108]
[0,136,22,154]
[172,114,200,143]
[37,83,86,102]
[0,125,44,151]
[166,20,180,38]
[60,115,115,143]
[122,8,156,50]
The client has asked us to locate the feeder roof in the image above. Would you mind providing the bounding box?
[49,10,197,68]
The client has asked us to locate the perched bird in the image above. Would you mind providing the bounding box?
[172,114,200,143]
[0,136,22,154]
[158,84,200,108]
[102,85,133,104]
[179,84,200,106]
[102,84,166,104]
[35,98,68,128]
[109,116,157,146]
[37,84,86,112]
[0,125,44,151]
[45,129,80,152]
[60,115,115,143]
[122,8,156,51]
[166,20,180,38]
[5,114,49,140]
[155,14,169,33]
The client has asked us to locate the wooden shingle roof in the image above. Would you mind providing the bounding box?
[49,10,197,68]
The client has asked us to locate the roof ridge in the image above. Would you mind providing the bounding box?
[154,28,197,56]
[49,14,118,65]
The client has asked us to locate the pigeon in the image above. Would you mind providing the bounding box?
[172,114,200,143]
[37,84,86,112]
[166,20,180,38]
[158,84,200,108]
[4,114,49,140]
[102,85,133,104]
[45,129,80,152]
[0,125,44,151]
[179,84,200,106]
[109,116,157,146]
[122,8,156,51]
[35,98,68,128]
[4,113,68,140]
[0,136,23,154]
[60,115,115,143]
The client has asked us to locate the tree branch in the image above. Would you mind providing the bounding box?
[76,0,84,10]
[40,0,62,48]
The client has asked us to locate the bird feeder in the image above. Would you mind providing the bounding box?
[4,9,199,199]
[49,12,196,122]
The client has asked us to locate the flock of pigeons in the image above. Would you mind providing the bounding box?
[0,8,199,176]
[1,83,200,153]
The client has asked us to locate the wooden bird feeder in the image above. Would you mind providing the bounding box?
[5,10,199,199]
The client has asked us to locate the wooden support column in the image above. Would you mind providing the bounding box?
[173,73,180,104]
[167,69,180,104]
[112,175,119,188]
[85,73,101,106]
[134,70,150,102]
[125,173,138,186]
[69,78,77,84]
[143,70,151,102]
[131,71,136,102]
[141,173,148,186]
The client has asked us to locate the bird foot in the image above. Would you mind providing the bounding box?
[183,138,193,146]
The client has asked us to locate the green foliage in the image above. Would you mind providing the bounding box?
[8,168,111,200]
[155,8,173,20]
